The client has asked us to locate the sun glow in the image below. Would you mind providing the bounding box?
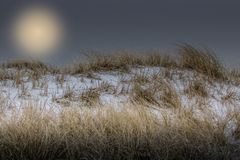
[12,6,63,56]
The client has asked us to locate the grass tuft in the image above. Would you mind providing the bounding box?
[184,80,208,98]
[178,43,225,80]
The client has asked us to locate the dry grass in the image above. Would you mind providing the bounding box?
[2,60,49,71]
[87,53,139,72]
[68,52,141,74]
[143,51,177,68]
[62,85,75,100]
[1,60,59,82]
[184,80,208,98]
[160,81,181,108]
[130,70,159,106]
[0,104,236,160]
[0,68,8,80]
[131,70,150,84]
[228,68,240,85]
[80,82,113,105]
[130,83,159,106]
[178,44,226,80]
[80,88,100,105]
[55,74,65,87]
[130,72,181,108]
[0,44,234,83]
[221,89,239,105]
[63,44,231,83]
[0,68,20,81]
[67,51,177,75]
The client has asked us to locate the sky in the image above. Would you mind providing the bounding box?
[0,0,239,67]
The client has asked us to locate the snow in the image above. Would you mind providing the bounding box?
[0,67,239,112]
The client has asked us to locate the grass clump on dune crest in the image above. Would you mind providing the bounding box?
[87,52,140,72]
[2,59,60,75]
[178,43,226,80]
[2,60,49,71]
[144,51,177,68]
[68,51,143,74]
[68,50,177,74]
[64,44,231,82]
[0,105,236,160]
[1,44,232,82]
[1,60,60,82]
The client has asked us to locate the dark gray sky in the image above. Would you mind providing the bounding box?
[0,0,239,67]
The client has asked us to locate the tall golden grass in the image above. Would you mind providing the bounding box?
[0,104,237,160]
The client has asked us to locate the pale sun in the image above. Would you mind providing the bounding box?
[12,7,63,56]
